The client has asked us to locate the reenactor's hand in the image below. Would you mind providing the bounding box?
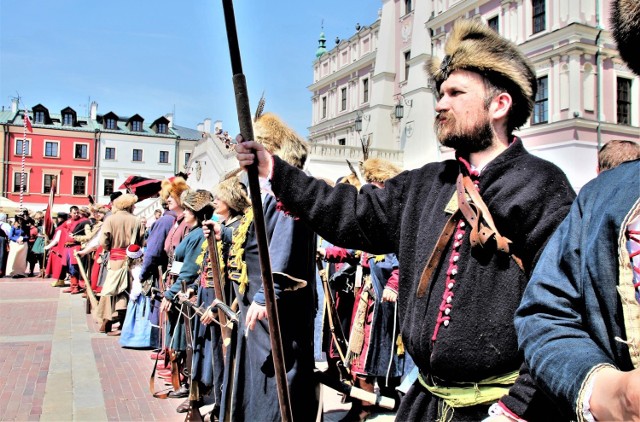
[202,221,222,241]
[160,297,172,313]
[245,301,268,331]
[382,287,398,303]
[235,136,273,179]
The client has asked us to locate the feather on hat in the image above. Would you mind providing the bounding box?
[213,177,250,213]
[611,0,640,75]
[160,176,189,202]
[427,19,537,132]
[254,112,308,169]
[362,158,402,184]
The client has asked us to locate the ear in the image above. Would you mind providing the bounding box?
[490,92,512,122]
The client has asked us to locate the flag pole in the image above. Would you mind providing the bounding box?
[220,1,293,420]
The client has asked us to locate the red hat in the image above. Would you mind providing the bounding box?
[126,244,143,259]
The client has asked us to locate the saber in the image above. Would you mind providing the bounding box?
[220,1,293,420]
[205,228,232,349]
[314,370,396,410]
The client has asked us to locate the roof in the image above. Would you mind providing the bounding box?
[172,124,203,141]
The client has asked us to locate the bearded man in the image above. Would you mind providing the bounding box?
[236,19,575,421]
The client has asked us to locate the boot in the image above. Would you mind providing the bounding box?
[63,276,80,293]
[51,279,66,287]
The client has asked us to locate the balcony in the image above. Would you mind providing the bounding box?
[309,143,404,164]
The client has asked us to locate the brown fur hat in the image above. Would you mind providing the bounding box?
[213,176,250,213]
[254,112,309,169]
[180,189,214,213]
[160,176,189,202]
[362,158,402,184]
[611,0,640,75]
[338,173,362,190]
[427,19,537,131]
[112,194,138,211]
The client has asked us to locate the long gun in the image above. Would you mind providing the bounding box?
[205,229,232,350]
[221,1,293,420]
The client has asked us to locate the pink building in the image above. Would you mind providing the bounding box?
[308,0,639,190]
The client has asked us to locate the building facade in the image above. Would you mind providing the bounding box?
[1,100,98,210]
[308,0,639,190]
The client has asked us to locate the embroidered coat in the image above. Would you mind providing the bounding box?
[269,139,575,421]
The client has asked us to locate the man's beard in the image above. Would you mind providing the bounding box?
[436,114,494,154]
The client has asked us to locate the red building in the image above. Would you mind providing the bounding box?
[3,103,98,210]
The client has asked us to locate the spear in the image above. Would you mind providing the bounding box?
[220,1,293,421]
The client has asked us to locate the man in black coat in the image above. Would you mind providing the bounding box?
[237,19,575,421]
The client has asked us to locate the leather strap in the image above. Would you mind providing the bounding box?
[417,212,459,298]
[416,173,523,299]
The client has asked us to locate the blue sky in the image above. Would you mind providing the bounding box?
[0,0,380,137]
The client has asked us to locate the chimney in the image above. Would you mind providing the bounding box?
[214,120,223,133]
[11,98,18,114]
[203,118,211,134]
[90,101,98,120]
[165,113,174,128]
[197,123,204,132]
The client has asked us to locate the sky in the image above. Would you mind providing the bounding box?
[0,1,381,138]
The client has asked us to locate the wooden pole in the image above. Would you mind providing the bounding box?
[220,1,293,420]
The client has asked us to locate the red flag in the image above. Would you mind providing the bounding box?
[44,178,57,239]
[24,112,33,133]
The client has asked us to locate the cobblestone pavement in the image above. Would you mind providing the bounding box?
[0,275,394,421]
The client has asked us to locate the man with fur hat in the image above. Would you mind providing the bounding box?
[211,111,320,421]
[60,206,90,294]
[515,1,640,420]
[236,19,575,421]
[98,194,144,335]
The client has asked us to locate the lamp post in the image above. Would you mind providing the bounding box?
[354,112,370,160]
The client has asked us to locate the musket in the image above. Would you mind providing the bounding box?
[220,1,293,420]
[205,228,231,349]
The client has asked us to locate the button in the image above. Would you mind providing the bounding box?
[445,308,451,315]
[459,221,466,228]
[454,241,460,248]
[443,320,450,327]
[457,233,463,240]
[453,255,459,262]
[448,282,454,289]
[451,268,457,276]
[446,296,452,304]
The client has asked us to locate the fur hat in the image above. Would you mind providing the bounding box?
[213,177,250,213]
[338,173,362,190]
[126,244,143,259]
[611,0,640,75]
[56,212,68,221]
[112,193,138,211]
[180,189,214,213]
[90,203,110,214]
[160,176,189,202]
[362,158,402,184]
[254,112,309,169]
[427,19,537,131]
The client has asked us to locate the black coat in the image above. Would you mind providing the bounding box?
[270,139,576,420]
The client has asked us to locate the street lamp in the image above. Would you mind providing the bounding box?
[393,95,413,120]
[394,103,404,119]
[355,114,363,132]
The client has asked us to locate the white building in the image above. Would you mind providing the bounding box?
[308,0,639,190]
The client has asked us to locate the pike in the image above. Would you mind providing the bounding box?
[220,1,293,421]
[74,251,99,319]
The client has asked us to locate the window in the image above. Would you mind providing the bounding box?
[363,78,369,103]
[488,16,499,32]
[103,179,114,196]
[106,118,117,130]
[405,0,412,14]
[532,0,546,34]
[105,147,115,160]
[157,123,167,134]
[184,152,191,164]
[617,77,632,125]
[338,138,346,146]
[74,144,88,159]
[43,174,55,194]
[159,151,169,163]
[63,113,73,126]
[13,172,28,193]
[15,139,30,155]
[131,121,142,132]
[73,176,86,196]
[132,149,143,162]
[34,111,45,124]
[404,50,411,81]
[322,96,327,118]
[532,76,548,124]
[341,88,347,111]
[44,141,59,157]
